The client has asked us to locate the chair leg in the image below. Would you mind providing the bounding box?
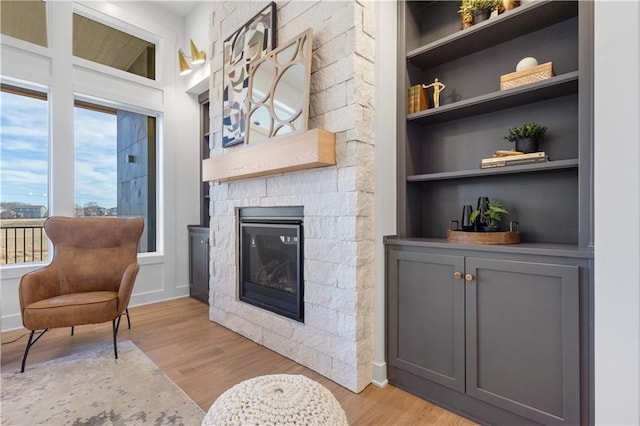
[112,315,122,359]
[125,307,131,329]
[71,326,74,336]
[21,328,49,373]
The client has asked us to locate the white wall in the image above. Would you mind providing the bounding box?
[0,0,205,331]
[594,1,640,423]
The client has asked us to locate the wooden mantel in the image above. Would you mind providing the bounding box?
[202,128,336,183]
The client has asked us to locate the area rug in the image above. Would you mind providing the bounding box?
[1,340,205,425]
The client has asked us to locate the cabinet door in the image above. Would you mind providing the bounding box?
[189,229,209,303]
[465,257,580,425]
[387,250,465,392]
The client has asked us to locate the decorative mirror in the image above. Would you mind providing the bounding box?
[246,28,313,144]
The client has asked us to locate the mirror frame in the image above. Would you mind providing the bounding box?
[246,28,313,144]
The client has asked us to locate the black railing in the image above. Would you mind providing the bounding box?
[0,225,48,264]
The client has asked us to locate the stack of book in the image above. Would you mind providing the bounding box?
[480,151,548,168]
[407,84,428,114]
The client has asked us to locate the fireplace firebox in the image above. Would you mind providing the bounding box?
[239,207,304,322]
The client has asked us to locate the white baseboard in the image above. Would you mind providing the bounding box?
[1,313,24,332]
[371,361,388,387]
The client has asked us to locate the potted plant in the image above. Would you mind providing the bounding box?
[470,198,509,231]
[459,0,502,24]
[504,122,548,153]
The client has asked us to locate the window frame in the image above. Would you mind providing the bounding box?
[72,3,162,85]
[73,92,163,255]
[0,80,52,267]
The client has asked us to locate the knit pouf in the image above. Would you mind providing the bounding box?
[202,374,348,426]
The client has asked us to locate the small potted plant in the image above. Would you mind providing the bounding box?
[470,198,509,231]
[504,122,548,153]
[459,0,502,24]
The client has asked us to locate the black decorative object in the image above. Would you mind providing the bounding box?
[461,204,474,231]
[475,197,489,229]
[515,137,539,153]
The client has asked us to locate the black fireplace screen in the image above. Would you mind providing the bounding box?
[239,207,303,322]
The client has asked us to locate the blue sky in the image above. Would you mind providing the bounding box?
[0,90,117,209]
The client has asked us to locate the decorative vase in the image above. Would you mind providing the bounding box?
[515,137,539,153]
[473,9,491,23]
[461,205,474,231]
[475,197,489,230]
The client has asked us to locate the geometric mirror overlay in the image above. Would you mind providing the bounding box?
[247,28,313,145]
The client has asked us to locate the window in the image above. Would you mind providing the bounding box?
[74,101,157,253]
[0,84,49,264]
[0,1,47,47]
[73,13,156,80]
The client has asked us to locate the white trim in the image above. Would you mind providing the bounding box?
[371,361,389,388]
[72,3,161,45]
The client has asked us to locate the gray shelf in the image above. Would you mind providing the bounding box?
[407,1,578,69]
[407,72,579,125]
[408,159,579,182]
[384,235,593,259]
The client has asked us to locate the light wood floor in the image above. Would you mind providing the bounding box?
[1,297,475,425]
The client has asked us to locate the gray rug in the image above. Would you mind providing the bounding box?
[1,340,205,425]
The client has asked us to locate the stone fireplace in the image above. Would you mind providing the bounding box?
[207,1,375,392]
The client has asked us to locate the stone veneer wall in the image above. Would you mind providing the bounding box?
[207,1,375,392]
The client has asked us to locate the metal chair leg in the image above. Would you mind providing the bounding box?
[125,307,131,329]
[112,315,122,359]
[71,326,74,336]
[21,328,49,373]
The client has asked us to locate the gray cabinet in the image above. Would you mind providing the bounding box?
[386,242,589,425]
[188,226,209,304]
[387,250,465,393]
[464,257,580,425]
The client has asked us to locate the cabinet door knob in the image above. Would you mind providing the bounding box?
[453,272,462,279]
[465,274,474,282]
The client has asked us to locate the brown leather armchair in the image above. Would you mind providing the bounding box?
[18,216,144,372]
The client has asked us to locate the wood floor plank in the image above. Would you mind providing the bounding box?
[1,297,476,425]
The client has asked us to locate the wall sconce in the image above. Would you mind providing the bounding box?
[178,39,207,76]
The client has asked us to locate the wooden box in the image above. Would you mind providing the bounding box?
[500,62,554,90]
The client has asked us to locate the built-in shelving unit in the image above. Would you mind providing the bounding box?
[387,1,593,425]
[397,0,591,247]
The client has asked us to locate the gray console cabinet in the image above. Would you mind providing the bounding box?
[188,226,209,304]
[387,250,465,393]
[386,242,589,425]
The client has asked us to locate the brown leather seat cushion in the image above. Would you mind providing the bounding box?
[23,291,119,330]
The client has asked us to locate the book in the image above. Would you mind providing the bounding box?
[408,84,428,114]
[481,151,546,165]
[480,156,549,168]
[415,85,427,112]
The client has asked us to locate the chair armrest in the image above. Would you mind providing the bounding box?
[19,266,62,313]
[117,262,140,314]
